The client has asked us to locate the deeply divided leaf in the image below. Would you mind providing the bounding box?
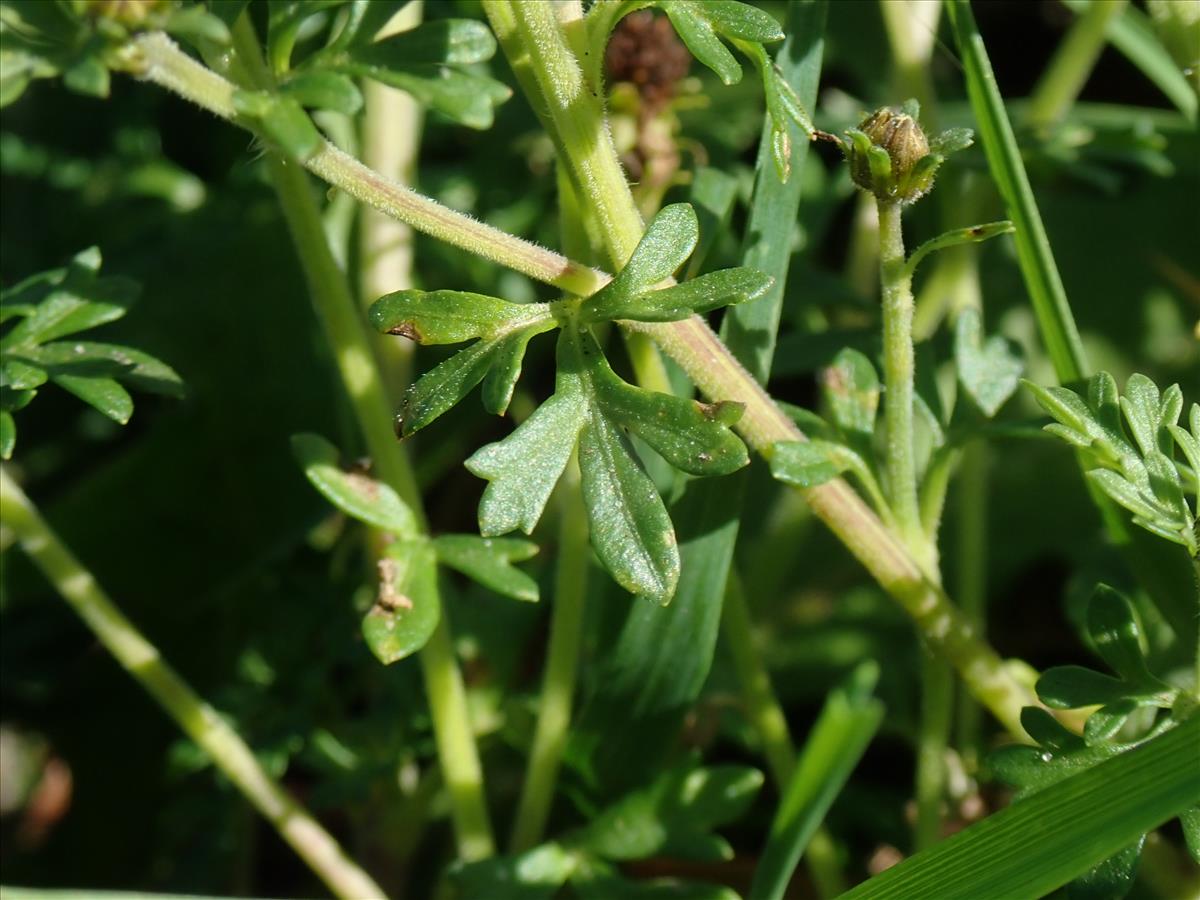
[432,534,539,603]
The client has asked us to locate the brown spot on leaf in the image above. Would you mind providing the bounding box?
[345,470,380,501]
[377,557,413,611]
[386,322,422,342]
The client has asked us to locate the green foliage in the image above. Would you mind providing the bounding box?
[373,203,765,604]
[453,759,761,899]
[0,0,230,107]
[1027,372,1198,555]
[988,584,1194,899]
[585,0,812,180]
[954,307,1023,419]
[264,2,511,129]
[291,432,539,661]
[0,247,183,458]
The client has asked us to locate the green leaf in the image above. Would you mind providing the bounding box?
[581,267,772,324]
[845,717,1200,900]
[954,307,1023,418]
[370,289,552,345]
[280,70,363,115]
[662,3,742,85]
[749,662,883,900]
[0,247,138,350]
[21,341,184,397]
[0,357,47,390]
[1086,585,1155,684]
[0,409,14,459]
[573,760,764,862]
[821,348,879,439]
[62,55,109,99]
[1119,372,1164,457]
[588,204,698,309]
[372,289,556,434]
[452,842,578,900]
[51,374,132,424]
[351,18,497,66]
[1083,699,1140,746]
[432,534,539,603]
[329,19,511,129]
[586,352,748,477]
[947,0,1089,383]
[730,34,815,182]
[1036,665,1143,710]
[904,221,1013,279]
[1066,837,1144,900]
[721,0,826,377]
[467,382,587,537]
[361,538,439,664]
[233,90,322,162]
[290,432,419,537]
[164,6,233,48]
[578,402,680,605]
[1181,806,1200,864]
[768,439,843,488]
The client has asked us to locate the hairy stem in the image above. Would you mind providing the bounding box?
[877,200,925,568]
[229,17,494,862]
[0,468,387,900]
[125,29,1034,738]
[509,459,590,852]
[915,650,954,850]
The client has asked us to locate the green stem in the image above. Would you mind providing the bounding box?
[954,441,990,768]
[360,0,424,398]
[418,614,495,862]
[509,459,589,852]
[229,16,494,862]
[484,0,643,269]
[722,574,797,786]
[877,200,926,570]
[722,573,846,898]
[0,467,387,900]
[126,28,1036,739]
[1027,0,1130,127]
[915,651,953,851]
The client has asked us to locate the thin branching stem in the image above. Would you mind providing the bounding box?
[0,467,388,900]
[228,16,494,862]
[124,28,1035,739]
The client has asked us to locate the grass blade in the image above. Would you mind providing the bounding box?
[722,0,828,383]
[1062,0,1198,121]
[748,663,883,900]
[841,714,1200,900]
[946,0,1089,384]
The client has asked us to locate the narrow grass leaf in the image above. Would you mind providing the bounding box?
[749,662,883,900]
[722,0,827,383]
[947,0,1089,383]
[841,716,1200,900]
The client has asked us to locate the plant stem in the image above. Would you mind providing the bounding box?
[484,0,643,270]
[229,17,494,862]
[360,0,424,398]
[954,441,990,768]
[126,29,1036,739]
[0,467,387,900]
[915,650,953,851]
[1027,0,1129,127]
[876,200,926,570]
[722,574,797,786]
[509,459,589,852]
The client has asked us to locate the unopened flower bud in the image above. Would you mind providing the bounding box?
[845,106,942,204]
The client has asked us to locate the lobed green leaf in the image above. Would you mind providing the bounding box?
[432,534,539,603]
[361,538,440,664]
[954,307,1023,418]
[19,341,184,397]
[290,432,419,537]
[582,267,772,324]
[821,348,879,439]
[279,69,363,115]
[370,289,551,345]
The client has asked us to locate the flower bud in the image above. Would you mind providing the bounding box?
[846,106,940,204]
